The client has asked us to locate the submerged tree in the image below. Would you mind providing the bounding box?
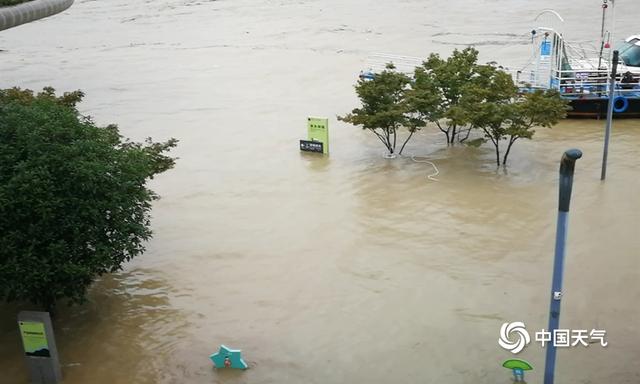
[409,47,481,145]
[344,48,568,166]
[500,89,568,165]
[339,65,422,156]
[461,66,569,166]
[0,87,177,311]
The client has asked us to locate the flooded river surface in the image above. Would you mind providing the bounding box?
[1,0,639,383]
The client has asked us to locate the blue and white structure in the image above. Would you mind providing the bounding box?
[511,3,640,118]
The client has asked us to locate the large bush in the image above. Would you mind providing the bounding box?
[0,87,177,310]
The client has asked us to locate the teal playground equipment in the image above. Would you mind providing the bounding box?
[210,345,248,370]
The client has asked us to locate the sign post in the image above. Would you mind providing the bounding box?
[18,311,62,384]
[306,117,329,154]
[299,140,324,153]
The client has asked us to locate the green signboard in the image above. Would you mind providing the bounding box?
[307,117,329,154]
[19,321,50,357]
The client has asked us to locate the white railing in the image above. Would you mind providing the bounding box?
[512,67,640,97]
[363,53,424,76]
[554,68,640,97]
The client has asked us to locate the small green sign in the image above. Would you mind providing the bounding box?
[19,321,50,357]
[307,117,329,154]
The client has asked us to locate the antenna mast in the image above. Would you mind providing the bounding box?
[598,0,608,69]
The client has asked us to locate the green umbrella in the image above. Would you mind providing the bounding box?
[503,359,533,382]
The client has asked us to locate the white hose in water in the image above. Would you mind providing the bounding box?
[381,152,439,181]
[409,154,439,181]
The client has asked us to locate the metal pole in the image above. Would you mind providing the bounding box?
[597,0,608,69]
[610,0,616,64]
[543,149,582,384]
[601,50,619,180]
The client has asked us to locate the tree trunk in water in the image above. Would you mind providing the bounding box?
[450,126,457,145]
[386,139,393,155]
[398,131,415,155]
[460,127,472,143]
[383,128,393,155]
[435,122,450,145]
[495,143,501,166]
[392,128,397,153]
[502,137,517,166]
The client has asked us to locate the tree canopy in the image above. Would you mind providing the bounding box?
[460,65,568,165]
[0,87,177,310]
[339,65,423,156]
[409,47,481,145]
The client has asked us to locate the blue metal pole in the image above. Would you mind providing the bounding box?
[601,50,619,181]
[544,149,582,384]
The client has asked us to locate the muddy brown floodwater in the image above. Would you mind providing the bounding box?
[1,0,639,383]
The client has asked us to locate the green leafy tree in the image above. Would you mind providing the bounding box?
[0,87,177,311]
[409,47,480,145]
[500,89,569,165]
[339,65,422,156]
[461,67,569,166]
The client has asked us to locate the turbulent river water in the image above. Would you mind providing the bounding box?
[1,0,639,383]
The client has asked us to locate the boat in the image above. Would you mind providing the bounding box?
[510,3,640,118]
